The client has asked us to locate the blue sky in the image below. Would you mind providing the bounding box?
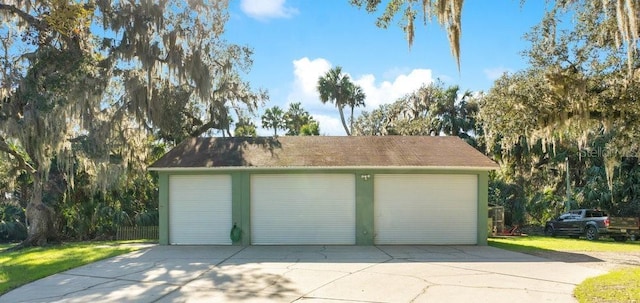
[224,0,549,135]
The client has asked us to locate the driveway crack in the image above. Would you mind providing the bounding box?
[150,246,249,303]
[317,245,328,259]
[374,245,394,259]
[427,262,580,286]
[292,256,394,302]
[295,296,386,303]
[26,274,159,302]
[435,283,572,295]
[409,284,431,303]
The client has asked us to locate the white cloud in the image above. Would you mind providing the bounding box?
[313,114,347,136]
[354,69,433,109]
[286,57,434,135]
[290,57,332,99]
[240,0,298,20]
[483,66,513,80]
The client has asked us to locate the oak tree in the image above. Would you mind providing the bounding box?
[0,0,264,246]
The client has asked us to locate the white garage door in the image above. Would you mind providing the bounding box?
[251,174,356,245]
[374,174,477,245]
[169,175,232,245]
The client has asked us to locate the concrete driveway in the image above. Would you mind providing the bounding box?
[0,245,605,303]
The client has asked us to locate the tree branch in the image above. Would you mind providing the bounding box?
[0,4,80,52]
[0,135,36,175]
[0,4,48,32]
[189,121,217,138]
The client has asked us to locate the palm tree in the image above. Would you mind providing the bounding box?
[345,82,366,135]
[284,102,312,135]
[234,116,257,137]
[261,106,286,136]
[433,85,473,136]
[300,121,320,136]
[317,66,353,135]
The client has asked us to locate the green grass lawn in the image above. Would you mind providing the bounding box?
[0,241,150,295]
[489,236,640,303]
[489,236,640,253]
[575,267,640,303]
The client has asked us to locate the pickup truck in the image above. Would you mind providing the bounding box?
[544,209,640,241]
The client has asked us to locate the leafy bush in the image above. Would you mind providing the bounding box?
[0,203,27,242]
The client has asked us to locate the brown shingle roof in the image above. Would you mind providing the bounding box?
[149,136,498,170]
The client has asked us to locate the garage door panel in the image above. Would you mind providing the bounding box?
[374,174,477,245]
[251,174,355,245]
[169,175,232,245]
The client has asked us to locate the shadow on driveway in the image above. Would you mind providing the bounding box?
[0,245,608,303]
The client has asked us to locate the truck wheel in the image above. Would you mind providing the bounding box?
[613,236,628,242]
[585,226,599,241]
[544,226,555,237]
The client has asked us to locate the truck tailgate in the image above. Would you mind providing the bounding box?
[609,217,640,230]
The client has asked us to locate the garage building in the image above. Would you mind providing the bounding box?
[149,136,498,245]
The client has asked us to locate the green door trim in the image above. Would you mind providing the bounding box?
[158,169,490,246]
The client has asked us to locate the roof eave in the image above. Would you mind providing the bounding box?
[148,165,499,172]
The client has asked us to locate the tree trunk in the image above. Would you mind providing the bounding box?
[350,106,354,136]
[337,106,351,136]
[23,178,55,247]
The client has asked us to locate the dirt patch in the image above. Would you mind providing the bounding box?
[526,250,640,271]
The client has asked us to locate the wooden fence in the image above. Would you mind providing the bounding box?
[115,226,158,241]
